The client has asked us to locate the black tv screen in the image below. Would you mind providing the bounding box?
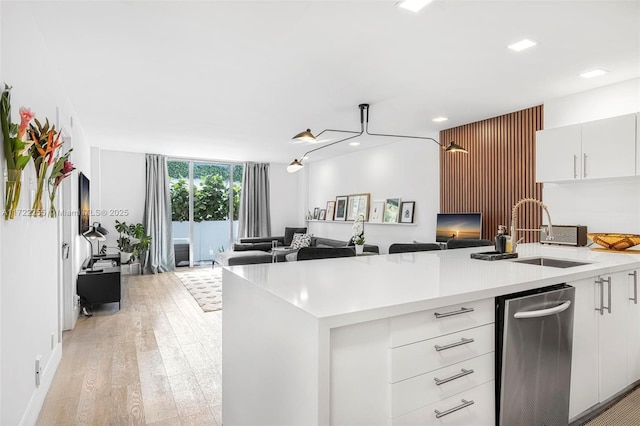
[79,172,90,234]
[436,213,482,243]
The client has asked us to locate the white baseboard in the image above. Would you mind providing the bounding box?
[20,343,62,426]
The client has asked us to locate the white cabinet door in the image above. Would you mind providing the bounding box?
[627,270,640,384]
[569,277,599,419]
[536,125,582,182]
[637,113,640,176]
[598,271,629,401]
[581,114,637,180]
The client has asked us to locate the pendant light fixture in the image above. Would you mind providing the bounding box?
[287,103,467,173]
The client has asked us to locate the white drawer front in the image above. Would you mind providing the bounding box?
[389,298,494,348]
[391,324,494,383]
[391,352,494,417]
[392,380,495,426]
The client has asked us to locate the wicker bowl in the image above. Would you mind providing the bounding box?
[588,233,640,251]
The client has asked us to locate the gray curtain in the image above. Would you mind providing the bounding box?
[238,162,272,238]
[144,154,175,273]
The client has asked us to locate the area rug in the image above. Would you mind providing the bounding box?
[582,385,640,425]
[173,267,222,312]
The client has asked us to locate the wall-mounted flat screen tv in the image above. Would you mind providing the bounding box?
[79,172,90,234]
[436,213,482,243]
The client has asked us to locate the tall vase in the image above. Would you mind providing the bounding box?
[48,183,58,218]
[4,168,22,220]
[31,164,47,217]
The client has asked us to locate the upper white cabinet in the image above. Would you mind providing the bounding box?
[536,113,638,182]
[581,114,637,179]
[536,124,582,182]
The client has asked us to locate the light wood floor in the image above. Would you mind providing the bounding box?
[36,270,222,425]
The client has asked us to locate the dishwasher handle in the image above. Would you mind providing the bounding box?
[513,300,572,319]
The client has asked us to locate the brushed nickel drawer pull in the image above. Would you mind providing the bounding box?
[595,278,604,315]
[434,399,475,418]
[434,307,474,318]
[630,271,638,304]
[434,337,475,352]
[603,277,612,314]
[434,368,475,386]
[573,154,578,179]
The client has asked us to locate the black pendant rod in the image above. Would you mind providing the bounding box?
[360,103,444,149]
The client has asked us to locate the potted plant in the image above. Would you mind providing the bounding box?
[115,220,151,264]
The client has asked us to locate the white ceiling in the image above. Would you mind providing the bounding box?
[17,0,640,164]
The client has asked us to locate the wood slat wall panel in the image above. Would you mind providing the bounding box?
[440,105,543,243]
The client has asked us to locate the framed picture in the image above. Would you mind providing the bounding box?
[319,209,326,220]
[346,193,371,221]
[334,196,348,221]
[369,201,384,223]
[400,201,415,223]
[313,207,320,220]
[384,198,401,223]
[325,201,336,221]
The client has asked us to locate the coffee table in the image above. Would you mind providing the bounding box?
[271,247,298,263]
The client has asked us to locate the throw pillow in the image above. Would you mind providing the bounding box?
[291,233,312,249]
[284,227,307,246]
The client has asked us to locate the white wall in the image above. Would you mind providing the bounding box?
[304,138,440,253]
[544,78,640,128]
[1,2,91,424]
[93,149,146,251]
[543,78,640,234]
[270,163,301,233]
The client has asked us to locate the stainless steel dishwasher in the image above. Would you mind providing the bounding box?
[495,284,575,426]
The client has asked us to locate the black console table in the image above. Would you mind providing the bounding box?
[77,254,122,310]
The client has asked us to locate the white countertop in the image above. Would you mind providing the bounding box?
[225,244,640,327]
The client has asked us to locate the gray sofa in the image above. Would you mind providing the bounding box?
[216,228,379,266]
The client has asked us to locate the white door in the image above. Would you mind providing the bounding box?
[535,124,582,182]
[56,125,77,331]
[60,171,76,330]
[598,272,629,401]
[581,114,636,180]
[569,277,599,419]
[627,270,640,384]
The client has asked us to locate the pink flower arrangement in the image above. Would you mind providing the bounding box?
[29,118,64,216]
[17,107,35,142]
[48,149,75,217]
[1,84,35,219]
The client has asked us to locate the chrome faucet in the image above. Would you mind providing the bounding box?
[510,197,554,252]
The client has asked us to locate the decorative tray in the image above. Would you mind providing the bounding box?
[587,233,640,251]
[470,251,518,261]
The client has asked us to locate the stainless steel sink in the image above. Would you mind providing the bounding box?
[512,257,591,268]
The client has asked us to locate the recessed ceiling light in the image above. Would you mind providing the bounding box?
[349,141,361,146]
[396,0,433,13]
[507,39,537,52]
[580,68,609,79]
[432,117,448,123]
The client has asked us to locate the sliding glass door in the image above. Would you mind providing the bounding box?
[168,159,242,267]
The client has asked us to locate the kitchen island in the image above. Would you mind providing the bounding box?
[222,243,640,425]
